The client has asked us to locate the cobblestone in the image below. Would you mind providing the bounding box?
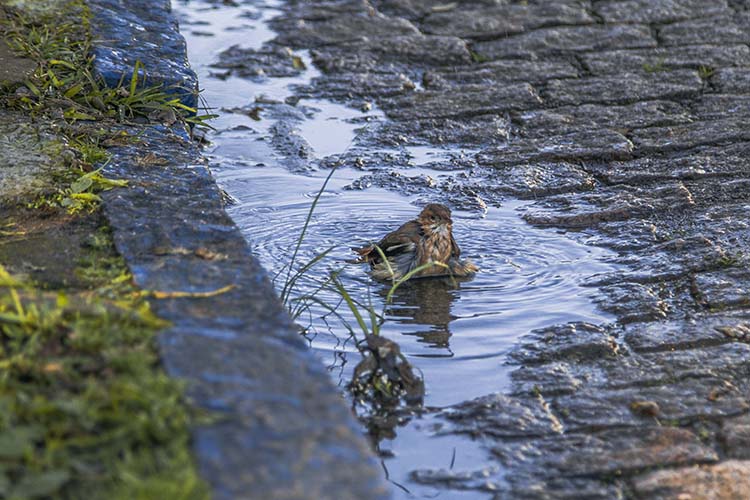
[593,0,730,24]
[712,67,750,93]
[0,111,63,206]
[623,316,733,353]
[310,34,471,73]
[473,24,656,60]
[509,323,618,365]
[382,83,542,120]
[492,427,718,477]
[269,0,750,495]
[630,117,750,155]
[273,12,419,47]
[544,70,703,106]
[477,129,633,165]
[439,394,563,439]
[721,416,750,459]
[581,45,750,75]
[658,14,750,46]
[0,36,35,89]
[632,460,750,500]
[425,59,580,87]
[420,2,594,39]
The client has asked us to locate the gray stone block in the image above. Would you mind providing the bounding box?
[473,24,656,60]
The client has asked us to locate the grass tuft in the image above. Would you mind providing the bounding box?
[0,1,212,497]
[0,238,209,499]
[0,2,214,127]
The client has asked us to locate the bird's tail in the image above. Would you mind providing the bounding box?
[449,257,479,276]
[346,244,375,264]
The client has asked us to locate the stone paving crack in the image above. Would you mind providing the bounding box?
[264,0,750,496]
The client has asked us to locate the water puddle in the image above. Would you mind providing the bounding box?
[176,0,618,496]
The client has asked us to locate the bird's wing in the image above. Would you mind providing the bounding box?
[450,233,461,258]
[377,220,421,257]
[352,220,422,264]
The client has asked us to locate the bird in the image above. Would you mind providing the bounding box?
[352,203,479,280]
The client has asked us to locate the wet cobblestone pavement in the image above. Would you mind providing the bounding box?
[251,0,750,497]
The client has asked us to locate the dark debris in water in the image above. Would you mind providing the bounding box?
[349,334,425,412]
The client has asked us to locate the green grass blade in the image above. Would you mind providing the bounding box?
[48,58,77,70]
[129,60,143,97]
[0,264,25,319]
[0,311,26,325]
[281,246,336,304]
[330,273,369,337]
[366,287,380,336]
[372,245,395,281]
[280,166,337,304]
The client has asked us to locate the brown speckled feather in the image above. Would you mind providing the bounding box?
[354,221,420,263]
[450,234,461,258]
[353,204,478,280]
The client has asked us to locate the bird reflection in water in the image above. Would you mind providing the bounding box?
[364,275,470,450]
[380,275,468,354]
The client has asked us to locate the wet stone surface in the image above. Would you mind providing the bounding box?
[88,0,199,108]
[632,460,750,500]
[98,124,388,500]
[244,0,750,496]
[213,44,306,79]
[0,110,64,206]
[87,4,389,498]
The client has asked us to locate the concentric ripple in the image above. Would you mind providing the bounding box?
[176,0,620,496]
[223,169,616,406]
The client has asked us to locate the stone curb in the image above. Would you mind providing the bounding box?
[87,1,389,498]
[89,0,199,109]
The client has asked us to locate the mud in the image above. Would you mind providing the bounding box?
[0,208,108,289]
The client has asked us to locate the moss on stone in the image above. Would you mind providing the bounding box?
[0,0,210,498]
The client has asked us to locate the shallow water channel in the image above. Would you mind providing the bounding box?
[176,0,619,496]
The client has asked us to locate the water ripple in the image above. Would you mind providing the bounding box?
[224,172,617,406]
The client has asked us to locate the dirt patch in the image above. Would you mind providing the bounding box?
[0,33,35,89]
[0,207,111,289]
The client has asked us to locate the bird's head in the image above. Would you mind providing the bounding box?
[418,203,453,237]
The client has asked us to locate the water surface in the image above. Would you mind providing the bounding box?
[176,1,618,496]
